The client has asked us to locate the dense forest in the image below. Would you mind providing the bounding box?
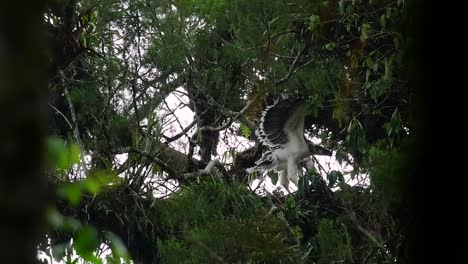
[0,0,427,263]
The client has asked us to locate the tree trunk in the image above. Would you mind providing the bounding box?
[0,1,48,263]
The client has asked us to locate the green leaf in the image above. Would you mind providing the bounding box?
[46,137,81,172]
[84,170,117,195]
[380,14,386,27]
[62,217,82,233]
[384,107,402,141]
[360,23,371,42]
[80,34,87,48]
[84,178,100,195]
[47,137,68,170]
[365,69,371,83]
[323,42,336,50]
[338,0,345,15]
[68,143,81,165]
[105,232,131,262]
[269,16,280,25]
[373,61,379,72]
[308,15,321,32]
[240,123,252,138]
[327,172,336,187]
[75,226,100,262]
[328,170,344,188]
[369,77,392,101]
[51,243,69,261]
[365,56,374,68]
[47,207,64,229]
[58,183,82,206]
[57,170,117,207]
[307,164,319,176]
[386,7,392,19]
[298,172,311,196]
[335,146,346,165]
[268,171,278,185]
[384,57,392,80]
[346,118,367,154]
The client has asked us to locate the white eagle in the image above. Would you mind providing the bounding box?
[246,96,331,190]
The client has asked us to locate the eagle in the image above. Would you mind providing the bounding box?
[246,96,331,190]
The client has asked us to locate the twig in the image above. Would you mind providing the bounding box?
[161,98,197,143]
[197,92,257,132]
[198,97,258,133]
[61,75,82,148]
[274,45,308,87]
[59,70,88,177]
[121,147,178,180]
[312,155,330,176]
[163,119,197,143]
[130,79,146,137]
[48,103,73,130]
[344,207,392,259]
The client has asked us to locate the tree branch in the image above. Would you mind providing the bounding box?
[274,45,308,87]
[120,147,178,180]
[183,159,226,179]
[198,97,258,132]
[162,119,197,143]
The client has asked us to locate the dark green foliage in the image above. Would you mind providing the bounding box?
[156,178,301,263]
[369,137,414,209]
[313,219,352,264]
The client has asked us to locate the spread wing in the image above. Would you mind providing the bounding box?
[257,96,309,147]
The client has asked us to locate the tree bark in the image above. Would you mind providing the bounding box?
[0,1,48,263]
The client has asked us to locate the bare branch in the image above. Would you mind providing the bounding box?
[130,79,146,137]
[344,207,392,258]
[198,97,258,132]
[312,155,330,176]
[48,103,73,130]
[163,119,197,143]
[121,147,178,180]
[274,45,308,87]
[59,70,89,178]
[61,71,82,147]
[160,97,196,143]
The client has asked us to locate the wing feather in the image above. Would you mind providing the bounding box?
[257,96,308,147]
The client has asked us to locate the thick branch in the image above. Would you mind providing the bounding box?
[116,142,205,181]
